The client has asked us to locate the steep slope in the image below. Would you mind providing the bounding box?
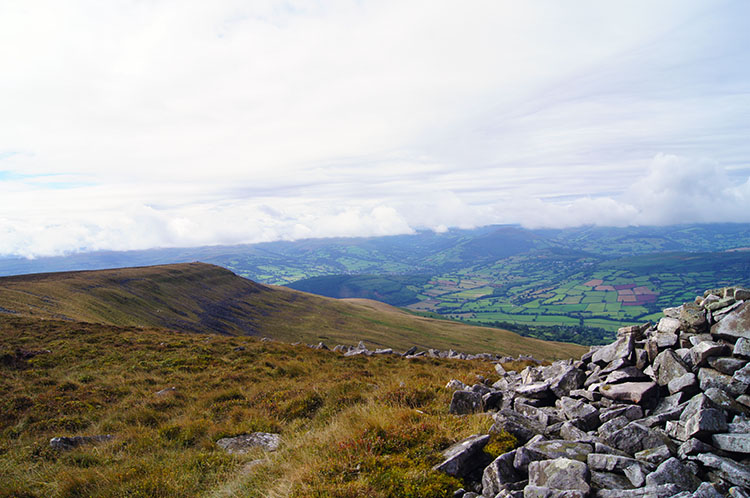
[0,262,585,358]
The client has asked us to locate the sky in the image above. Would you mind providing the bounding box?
[2,0,750,258]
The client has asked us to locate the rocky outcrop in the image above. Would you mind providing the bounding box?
[216,432,281,454]
[435,286,750,498]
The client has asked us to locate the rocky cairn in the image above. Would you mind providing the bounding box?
[436,287,750,498]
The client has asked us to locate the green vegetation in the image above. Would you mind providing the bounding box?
[0,263,586,359]
[1,314,517,497]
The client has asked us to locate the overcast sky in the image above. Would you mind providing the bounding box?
[2,1,750,258]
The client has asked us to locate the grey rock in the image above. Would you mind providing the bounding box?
[556,397,599,430]
[692,482,725,498]
[446,379,468,391]
[483,391,505,411]
[587,453,644,478]
[677,438,713,459]
[734,363,750,387]
[735,337,750,359]
[50,434,114,451]
[590,470,635,490]
[678,393,727,441]
[606,422,671,455]
[482,451,522,497]
[699,368,745,396]
[667,372,698,395]
[433,434,490,477]
[155,386,177,396]
[515,382,553,400]
[597,416,630,439]
[527,458,590,494]
[592,335,635,366]
[596,484,682,498]
[657,317,681,335]
[599,405,643,424]
[524,439,593,462]
[523,486,586,498]
[600,381,658,405]
[690,341,731,367]
[645,457,700,492]
[634,445,672,467]
[695,453,750,488]
[736,288,750,300]
[679,303,708,333]
[450,390,483,415]
[711,302,750,341]
[550,366,586,399]
[402,346,418,356]
[654,331,679,349]
[372,348,393,355]
[216,433,280,454]
[705,387,750,416]
[729,487,750,498]
[712,433,750,454]
[595,442,630,457]
[653,350,690,386]
[491,409,545,445]
[559,421,598,443]
[623,463,647,488]
[604,367,650,385]
[708,356,747,375]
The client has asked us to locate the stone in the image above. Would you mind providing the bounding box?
[515,382,553,400]
[491,409,545,445]
[592,335,635,366]
[699,368,743,396]
[654,331,679,349]
[679,303,708,333]
[708,356,747,375]
[667,372,698,395]
[657,317,681,334]
[449,390,483,415]
[549,366,586,398]
[556,397,599,430]
[599,381,658,405]
[155,386,177,396]
[705,387,750,416]
[677,438,713,459]
[402,346,418,356]
[653,350,690,386]
[587,453,645,482]
[692,482,725,498]
[678,393,727,441]
[523,486,586,498]
[483,391,504,411]
[527,458,590,494]
[734,363,750,387]
[712,433,750,454]
[729,487,750,498]
[599,405,643,423]
[482,451,522,497]
[49,434,114,451]
[711,302,750,341]
[604,367,650,384]
[690,341,732,367]
[606,422,671,455]
[559,422,597,443]
[590,470,635,490]
[216,433,280,454]
[645,457,700,492]
[634,445,672,467]
[736,288,750,300]
[735,338,750,359]
[597,416,630,439]
[524,439,593,462]
[596,484,682,498]
[433,434,490,477]
[695,453,750,488]
[446,379,468,391]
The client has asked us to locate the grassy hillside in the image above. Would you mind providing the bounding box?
[0,263,585,359]
[1,314,523,498]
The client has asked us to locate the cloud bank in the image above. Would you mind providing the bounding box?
[1,1,749,257]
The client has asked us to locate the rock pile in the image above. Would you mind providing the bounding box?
[436,286,750,498]
[322,340,509,361]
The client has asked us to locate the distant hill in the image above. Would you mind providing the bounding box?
[0,262,585,359]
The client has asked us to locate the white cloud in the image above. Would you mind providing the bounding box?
[1,1,750,257]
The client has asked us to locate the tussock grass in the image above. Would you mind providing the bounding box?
[1,314,521,497]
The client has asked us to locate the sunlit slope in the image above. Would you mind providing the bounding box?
[0,262,585,359]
